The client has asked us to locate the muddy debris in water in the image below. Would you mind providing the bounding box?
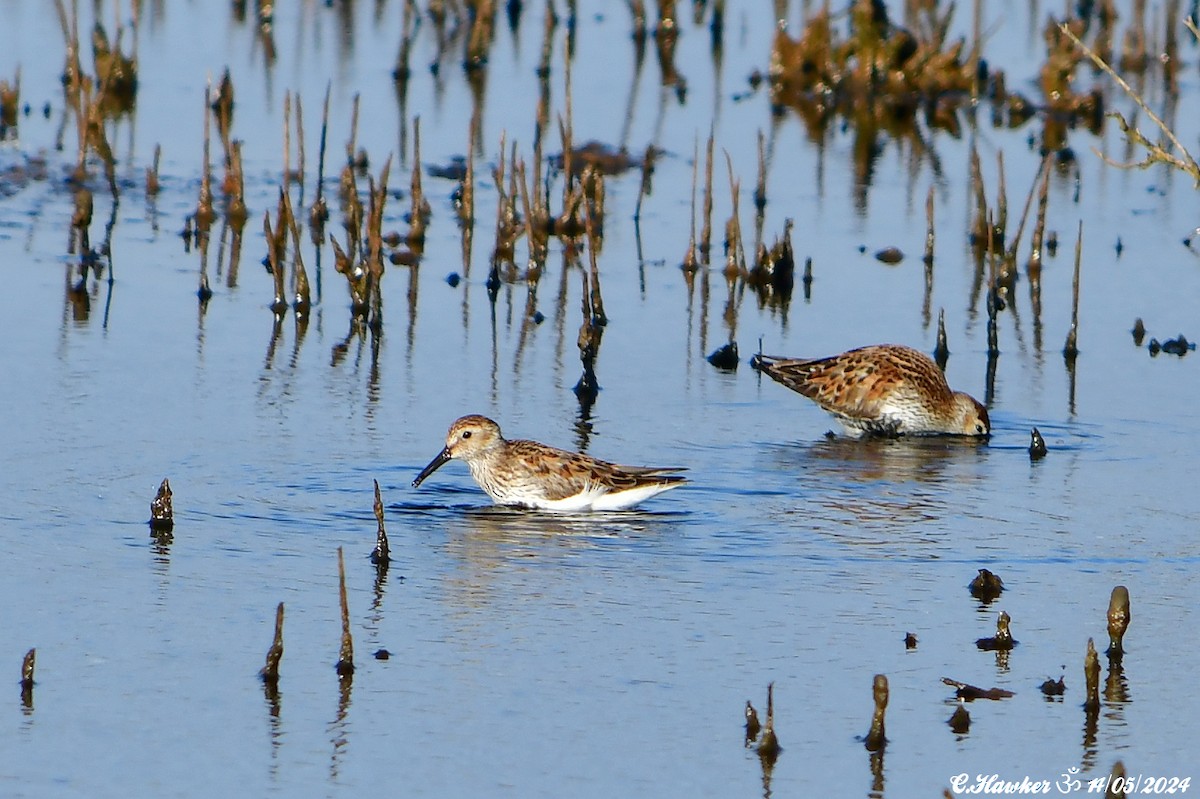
[335,547,354,678]
[1029,427,1048,460]
[976,610,1018,651]
[1106,586,1131,659]
[1040,673,1067,697]
[1084,638,1101,713]
[863,674,888,752]
[1131,318,1146,346]
[370,479,391,566]
[874,246,903,265]
[968,568,1004,602]
[941,677,1015,702]
[373,649,390,660]
[904,632,918,650]
[259,602,285,685]
[1152,334,1195,357]
[148,477,174,533]
[707,341,738,371]
[551,141,639,176]
[743,699,761,746]
[947,699,970,733]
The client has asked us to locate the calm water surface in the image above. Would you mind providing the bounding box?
[1,2,1198,797]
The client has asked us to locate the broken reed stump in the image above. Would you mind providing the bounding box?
[370,479,391,566]
[1106,586,1131,659]
[756,682,780,763]
[1029,428,1048,460]
[1084,638,1101,713]
[21,648,35,689]
[934,308,949,371]
[864,674,888,751]
[976,610,1018,651]
[145,143,161,196]
[20,648,34,709]
[148,477,174,533]
[1064,220,1083,361]
[335,546,354,677]
[948,699,970,733]
[968,568,1004,602]
[744,699,761,746]
[259,602,285,684]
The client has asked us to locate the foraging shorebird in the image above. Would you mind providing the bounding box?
[412,415,687,511]
[752,344,990,437]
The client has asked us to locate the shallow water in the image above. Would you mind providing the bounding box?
[1,2,1199,797]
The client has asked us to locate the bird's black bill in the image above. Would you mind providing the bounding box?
[412,448,452,488]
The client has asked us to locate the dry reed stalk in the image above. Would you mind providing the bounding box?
[294,93,306,196]
[754,129,767,214]
[145,143,161,196]
[281,189,310,313]
[723,151,746,280]
[700,129,714,257]
[370,479,390,565]
[310,82,331,236]
[923,184,935,265]
[335,547,354,677]
[682,136,699,272]
[584,202,607,326]
[1064,220,1083,360]
[281,90,291,195]
[934,308,949,370]
[1060,22,1200,185]
[196,83,216,234]
[409,117,430,249]
[264,209,286,314]
[259,603,284,684]
[21,648,35,691]
[226,141,248,231]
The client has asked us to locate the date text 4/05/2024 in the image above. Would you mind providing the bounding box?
[949,770,1191,795]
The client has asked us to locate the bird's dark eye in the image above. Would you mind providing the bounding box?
[462,431,472,439]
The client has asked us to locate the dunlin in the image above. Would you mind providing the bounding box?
[752,344,990,437]
[411,415,687,511]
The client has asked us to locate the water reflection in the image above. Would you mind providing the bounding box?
[424,504,681,603]
[796,435,988,484]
